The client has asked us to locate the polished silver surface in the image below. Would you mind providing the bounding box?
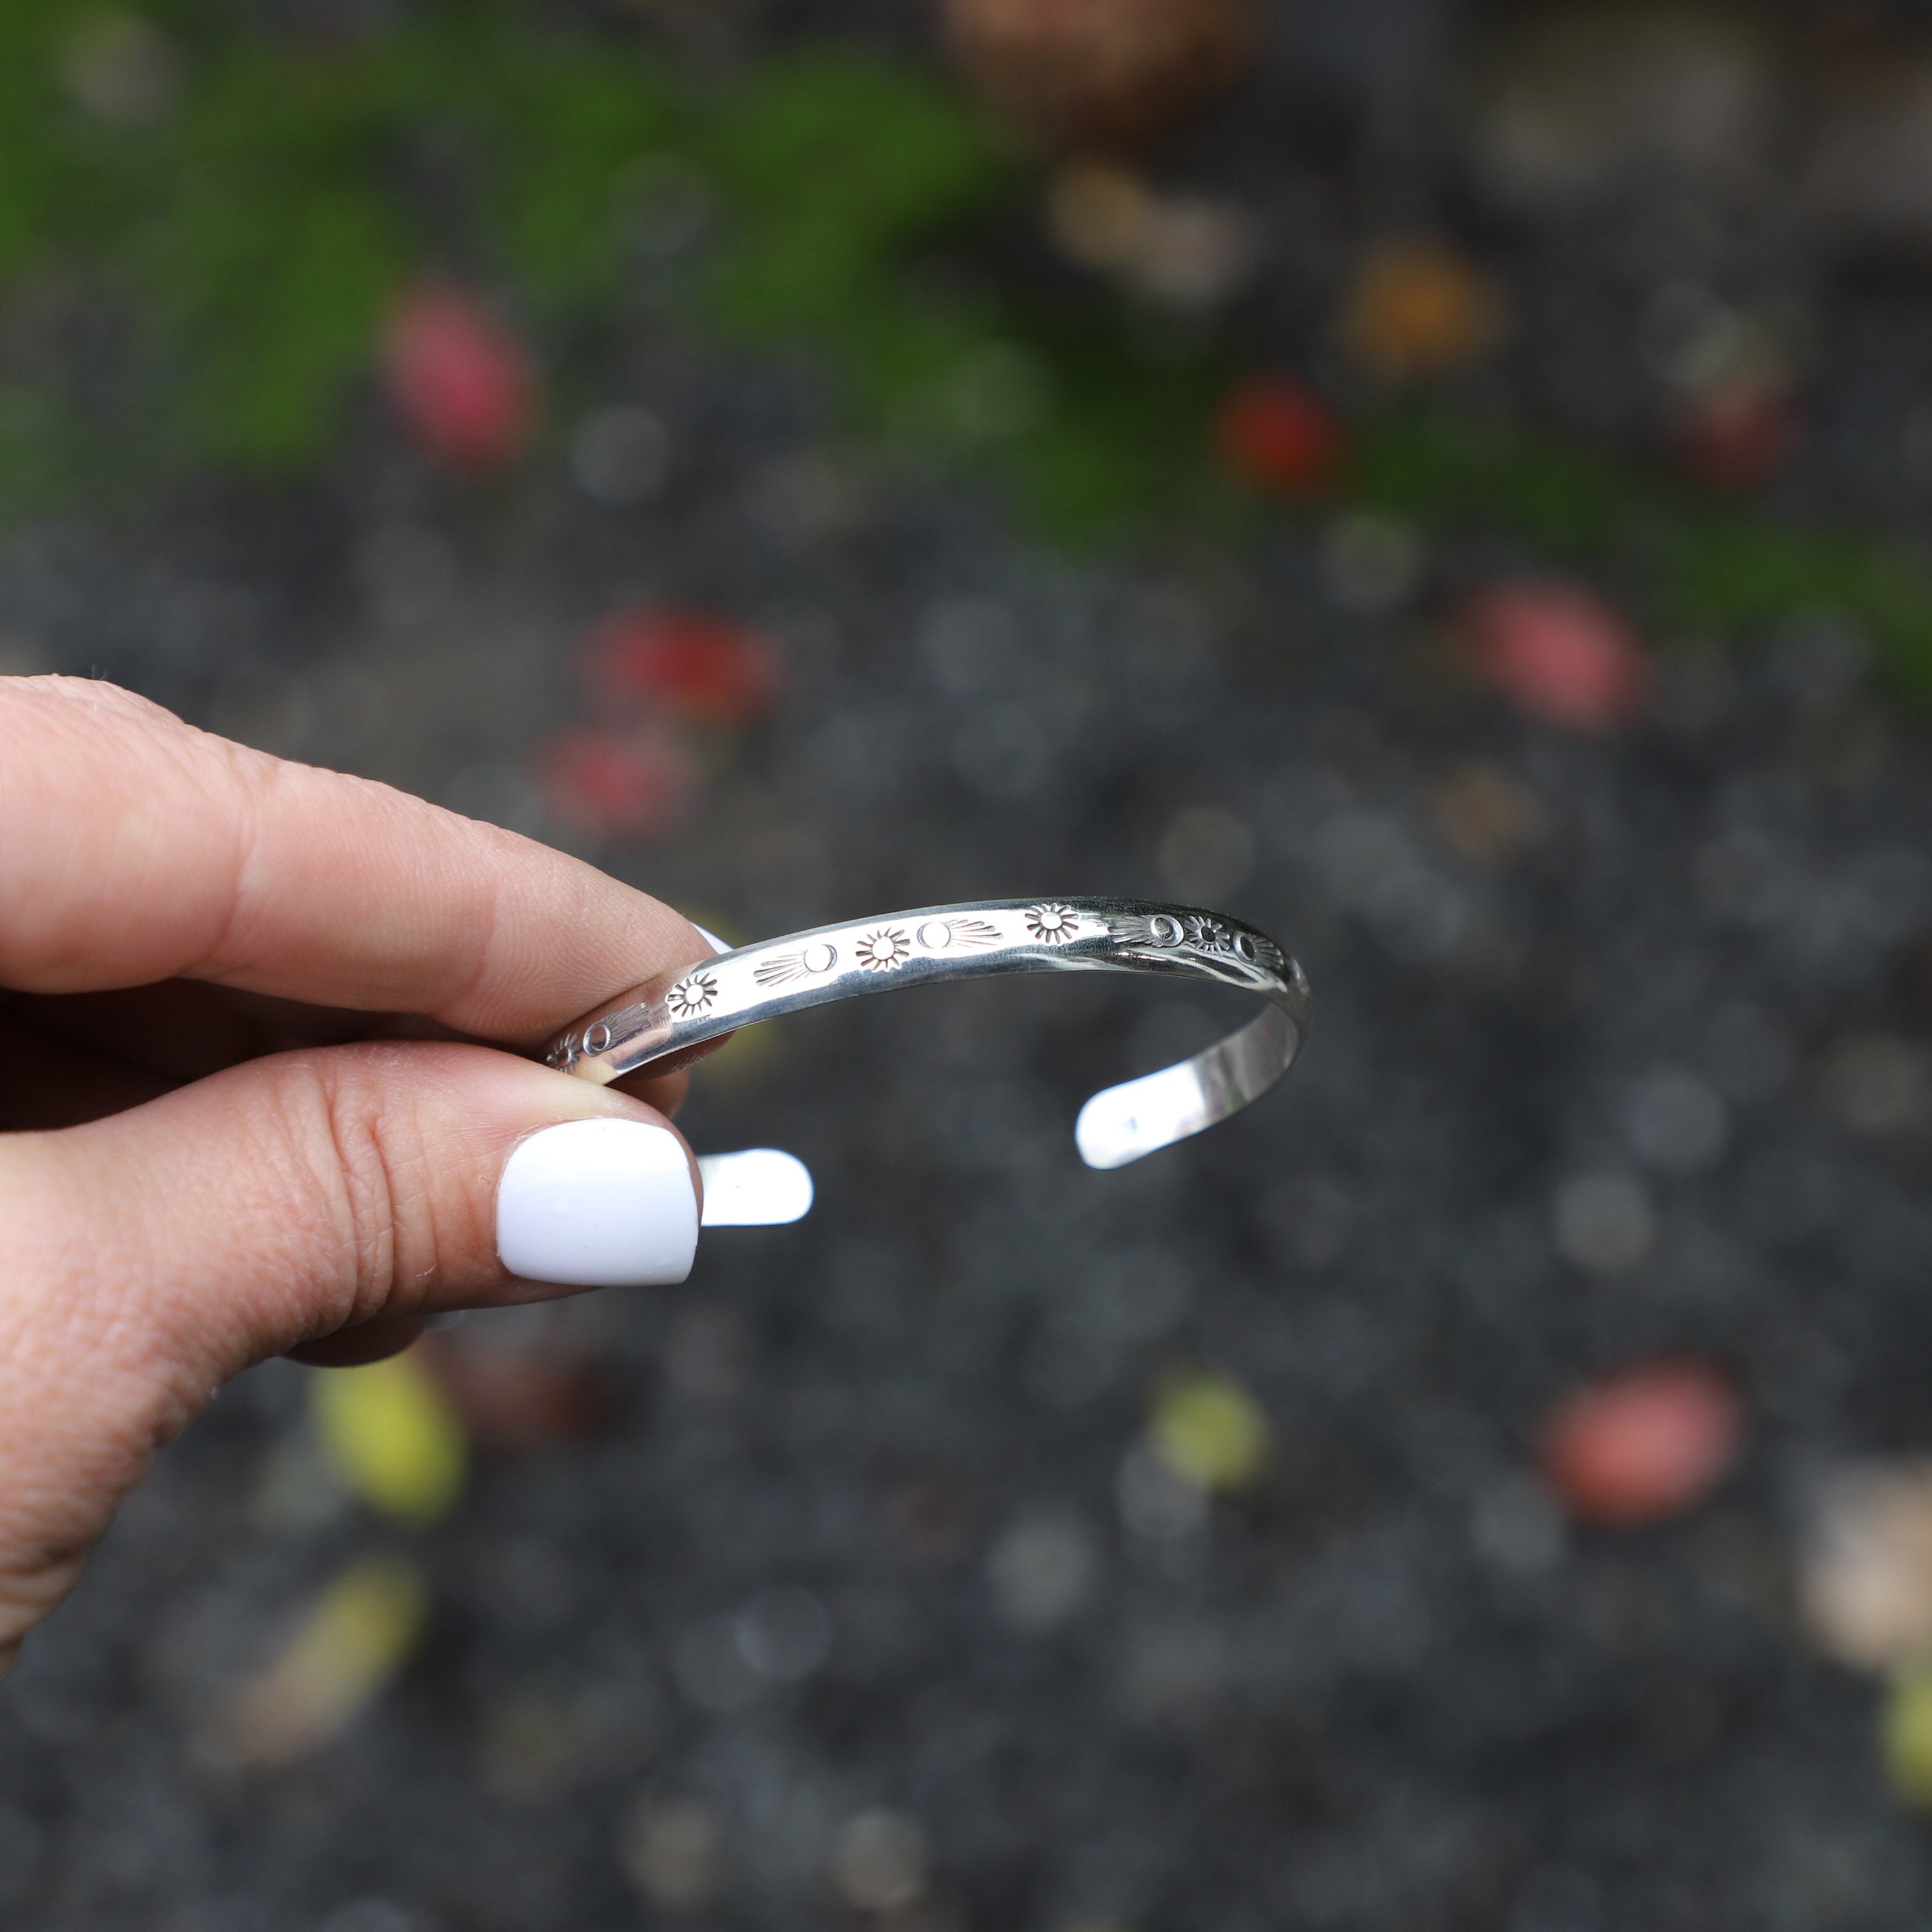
[543,898,1309,1170]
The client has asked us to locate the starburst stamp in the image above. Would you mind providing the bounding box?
[854,927,912,972]
[1025,903,1079,945]
[665,971,719,1018]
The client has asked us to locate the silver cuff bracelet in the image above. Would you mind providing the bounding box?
[542,898,1309,1170]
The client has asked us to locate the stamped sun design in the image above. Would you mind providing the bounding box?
[854,927,912,972]
[1025,902,1079,945]
[664,971,719,1018]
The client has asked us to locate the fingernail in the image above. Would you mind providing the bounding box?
[497,1119,698,1287]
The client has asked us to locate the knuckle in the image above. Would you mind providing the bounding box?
[313,1059,406,1314]
[263,1053,403,1329]
[290,1047,448,1325]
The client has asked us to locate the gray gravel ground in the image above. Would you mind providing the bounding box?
[11,5,1932,1929]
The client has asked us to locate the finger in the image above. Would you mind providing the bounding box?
[0,1041,704,1671]
[1,677,708,1039]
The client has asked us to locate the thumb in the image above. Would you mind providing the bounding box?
[0,1041,699,1669]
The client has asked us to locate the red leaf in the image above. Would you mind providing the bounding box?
[536,724,696,841]
[1214,376,1345,498]
[1540,1359,1742,1528]
[381,282,538,472]
[587,609,782,727]
[421,1336,612,1452]
[1459,582,1649,732]
[1672,386,1799,493]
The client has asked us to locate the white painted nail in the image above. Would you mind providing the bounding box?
[497,1118,698,1287]
[696,1148,815,1226]
[693,922,732,956]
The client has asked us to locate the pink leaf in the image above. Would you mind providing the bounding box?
[1540,1359,1742,1528]
[1460,582,1649,732]
[381,282,538,472]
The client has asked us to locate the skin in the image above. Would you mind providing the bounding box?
[0,676,715,1678]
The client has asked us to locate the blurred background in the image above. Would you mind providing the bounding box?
[15,0,1932,1926]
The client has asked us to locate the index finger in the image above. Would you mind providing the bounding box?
[0,677,706,1041]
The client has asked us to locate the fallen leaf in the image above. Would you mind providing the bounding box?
[1540,1359,1741,1528]
[942,0,1255,149]
[1340,236,1506,383]
[1801,1461,1932,1670]
[1046,161,1155,270]
[1885,1662,1932,1806]
[381,282,538,471]
[1215,377,1345,498]
[586,609,781,726]
[1672,384,1799,491]
[422,1334,613,1451]
[216,1555,428,1768]
[1150,1368,1269,1493]
[310,1349,468,1528]
[1459,582,1650,732]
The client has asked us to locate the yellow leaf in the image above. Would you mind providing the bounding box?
[310,1349,467,1526]
[1150,1369,1270,1493]
[219,1555,428,1768]
[1340,235,1506,383]
[1884,1662,1932,1806]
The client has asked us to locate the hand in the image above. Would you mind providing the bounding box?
[0,676,714,1674]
